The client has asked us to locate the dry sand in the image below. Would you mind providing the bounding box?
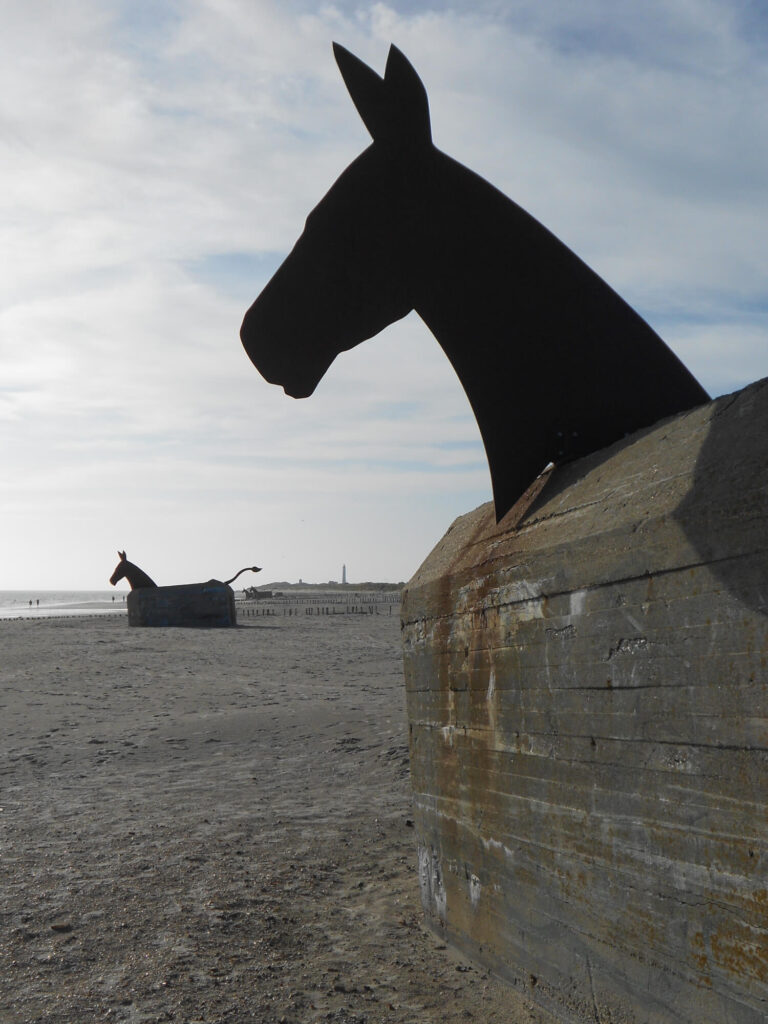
[0,609,554,1024]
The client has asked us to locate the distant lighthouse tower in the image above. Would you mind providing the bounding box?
[342,564,347,585]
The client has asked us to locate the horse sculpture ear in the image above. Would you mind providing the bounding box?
[333,42,431,149]
[118,550,126,561]
[383,44,432,146]
[333,43,387,141]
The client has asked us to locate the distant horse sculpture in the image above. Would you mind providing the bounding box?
[240,43,709,521]
[108,551,261,591]
[109,551,261,627]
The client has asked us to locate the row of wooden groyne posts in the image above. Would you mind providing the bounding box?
[235,591,401,618]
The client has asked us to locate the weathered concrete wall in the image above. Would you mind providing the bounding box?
[128,583,236,627]
[402,378,768,1023]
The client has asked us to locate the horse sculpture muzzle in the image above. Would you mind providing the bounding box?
[240,261,343,399]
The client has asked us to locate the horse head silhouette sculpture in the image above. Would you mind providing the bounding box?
[241,44,708,521]
[109,551,157,590]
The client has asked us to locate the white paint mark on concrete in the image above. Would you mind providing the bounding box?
[487,667,496,702]
[570,589,587,618]
[480,834,517,863]
[469,872,482,908]
[418,844,447,922]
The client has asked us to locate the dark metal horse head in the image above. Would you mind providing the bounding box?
[109,551,157,590]
[241,44,708,520]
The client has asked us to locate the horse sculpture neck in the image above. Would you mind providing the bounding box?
[240,44,708,521]
[405,151,708,516]
[122,564,157,589]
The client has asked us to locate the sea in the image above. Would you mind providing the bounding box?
[0,590,128,620]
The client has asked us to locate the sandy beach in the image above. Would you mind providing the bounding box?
[0,608,553,1024]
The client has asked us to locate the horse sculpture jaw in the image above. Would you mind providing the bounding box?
[240,276,408,400]
[239,251,346,399]
[240,305,332,398]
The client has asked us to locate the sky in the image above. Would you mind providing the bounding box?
[1,0,766,589]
